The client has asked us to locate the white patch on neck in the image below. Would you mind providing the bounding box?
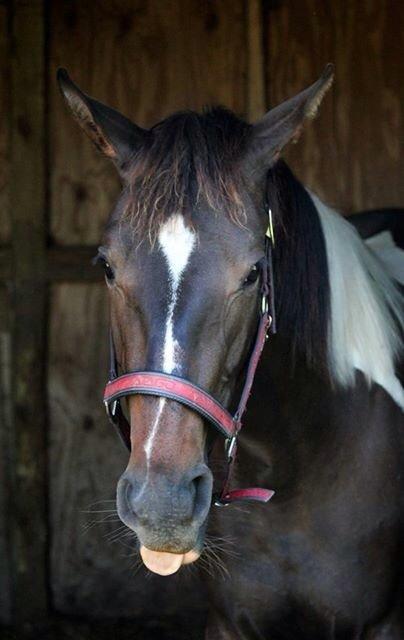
[365,230,404,285]
[144,214,196,460]
[310,192,404,410]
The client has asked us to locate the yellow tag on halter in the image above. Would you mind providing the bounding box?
[265,208,275,247]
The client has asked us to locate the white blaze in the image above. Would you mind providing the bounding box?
[158,214,196,373]
[144,214,196,460]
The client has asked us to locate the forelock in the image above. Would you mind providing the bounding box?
[121,107,252,243]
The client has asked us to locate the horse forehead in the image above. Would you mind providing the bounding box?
[155,211,255,262]
[157,214,196,278]
[155,213,246,283]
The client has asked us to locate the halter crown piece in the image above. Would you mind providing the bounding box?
[103,209,276,506]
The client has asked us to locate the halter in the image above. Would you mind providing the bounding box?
[103,212,276,506]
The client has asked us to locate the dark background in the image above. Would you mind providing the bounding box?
[1,0,404,637]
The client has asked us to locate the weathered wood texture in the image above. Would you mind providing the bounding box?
[0,2,11,623]
[0,246,103,283]
[9,0,48,621]
[48,0,247,616]
[0,3,10,244]
[0,286,12,623]
[246,0,265,120]
[46,246,101,282]
[48,284,133,616]
[266,0,404,213]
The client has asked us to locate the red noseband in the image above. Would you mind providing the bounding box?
[103,229,276,506]
[104,371,236,438]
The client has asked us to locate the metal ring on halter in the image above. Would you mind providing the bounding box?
[225,435,237,460]
[104,399,118,418]
[213,497,231,508]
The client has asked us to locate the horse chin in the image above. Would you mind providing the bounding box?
[140,545,201,576]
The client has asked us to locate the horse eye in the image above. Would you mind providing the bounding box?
[244,264,260,286]
[103,260,115,281]
[97,257,115,281]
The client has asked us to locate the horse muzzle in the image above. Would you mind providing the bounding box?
[116,463,213,570]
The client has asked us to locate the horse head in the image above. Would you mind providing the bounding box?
[58,66,333,575]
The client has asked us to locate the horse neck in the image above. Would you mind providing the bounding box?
[238,336,383,496]
[238,336,332,489]
[235,161,404,493]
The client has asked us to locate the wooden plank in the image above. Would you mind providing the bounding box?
[9,0,48,621]
[0,286,12,623]
[48,0,247,246]
[47,246,102,282]
[336,1,404,211]
[266,0,404,213]
[246,0,266,120]
[0,2,11,622]
[0,3,10,244]
[0,246,101,283]
[0,247,11,281]
[48,283,128,616]
[266,0,341,207]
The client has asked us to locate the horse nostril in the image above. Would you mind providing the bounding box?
[116,475,140,530]
[189,466,213,524]
[117,465,213,531]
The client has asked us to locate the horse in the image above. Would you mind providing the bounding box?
[57,66,404,639]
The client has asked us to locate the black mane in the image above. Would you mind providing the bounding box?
[268,161,330,372]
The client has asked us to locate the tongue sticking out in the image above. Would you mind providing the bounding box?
[140,545,200,576]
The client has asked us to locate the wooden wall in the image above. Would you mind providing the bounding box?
[0,0,404,633]
[0,0,11,623]
[266,0,404,212]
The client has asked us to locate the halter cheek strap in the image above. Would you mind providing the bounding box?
[103,217,276,506]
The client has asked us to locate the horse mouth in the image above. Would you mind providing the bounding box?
[140,545,200,576]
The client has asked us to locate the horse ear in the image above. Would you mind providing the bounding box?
[246,64,334,180]
[57,68,147,172]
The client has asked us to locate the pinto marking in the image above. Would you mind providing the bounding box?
[144,214,196,461]
[311,192,404,410]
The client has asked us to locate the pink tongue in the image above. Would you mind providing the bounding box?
[140,546,184,576]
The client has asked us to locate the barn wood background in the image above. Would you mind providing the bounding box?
[1,0,404,637]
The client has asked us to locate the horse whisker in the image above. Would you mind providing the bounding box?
[81,509,117,514]
[104,524,130,542]
[81,513,121,534]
